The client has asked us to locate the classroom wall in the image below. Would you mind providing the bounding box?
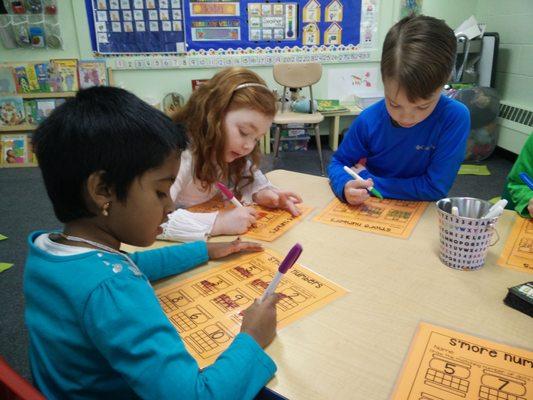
[6,0,528,153]
[475,0,533,154]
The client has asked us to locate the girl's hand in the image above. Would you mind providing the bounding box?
[207,237,263,259]
[253,189,303,216]
[211,207,257,236]
[343,178,373,205]
[528,198,533,216]
[240,293,280,348]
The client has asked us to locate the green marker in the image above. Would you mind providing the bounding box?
[343,166,384,199]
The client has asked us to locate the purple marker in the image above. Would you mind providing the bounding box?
[260,243,303,303]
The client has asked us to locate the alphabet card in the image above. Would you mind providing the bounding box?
[314,198,428,239]
[156,248,347,367]
[392,323,533,400]
[498,217,533,274]
[188,197,313,241]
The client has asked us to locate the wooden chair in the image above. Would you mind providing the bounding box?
[272,63,325,175]
[0,357,45,400]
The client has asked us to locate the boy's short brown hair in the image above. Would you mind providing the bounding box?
[381,15,456,101]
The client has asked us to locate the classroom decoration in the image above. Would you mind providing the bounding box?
[498,217,533,274]
[314,197,428,239]
[156,248,347,367]
[399,0,422,19]
[78,60,109,89]
[188,196,313,241]
[327,66,380,104]
[85,0,380,68]
[0,0,63,49]
[0,59,110,168]
[392,322,533,400]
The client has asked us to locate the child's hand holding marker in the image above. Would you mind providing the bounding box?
[342,166,383,205]
[240,244,303,347]
[212,182,258,235]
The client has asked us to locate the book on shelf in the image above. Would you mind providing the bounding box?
[34,62,50,92]
[0,96,25,126]
[13,64,40,93]
[49,59,79,92]
[78,60,108,89]
[0,66,17,94]
[316,99,349,113]
[0,133,29,164]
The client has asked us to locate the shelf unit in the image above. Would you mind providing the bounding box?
[1,92,76,168]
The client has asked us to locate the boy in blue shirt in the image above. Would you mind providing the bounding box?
[25,86,280,399]
[328,15,470,204]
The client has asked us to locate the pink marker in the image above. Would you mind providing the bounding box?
[216,182,243,208]
[260,243,303,303]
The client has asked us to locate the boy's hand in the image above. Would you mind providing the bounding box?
[253,189,303,216]
[344,178,373,205]
[528,198,533,216]
[207,237,263,259]
[240,293,281,348]
[211,207,257,235]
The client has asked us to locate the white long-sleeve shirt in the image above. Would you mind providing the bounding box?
[158,150,275,242]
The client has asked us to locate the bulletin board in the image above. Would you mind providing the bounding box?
[84,0,380,67]
[85,0,186,54]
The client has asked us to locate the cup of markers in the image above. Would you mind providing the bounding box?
[436,197,504,270]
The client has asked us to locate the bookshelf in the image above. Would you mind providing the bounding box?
[0,92,76,168]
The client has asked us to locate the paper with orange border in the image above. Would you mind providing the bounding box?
[155,248,347,368]
[498,216,533,274]
[188,198,313,241]
[314,197,428,239]
[391,322,533,400]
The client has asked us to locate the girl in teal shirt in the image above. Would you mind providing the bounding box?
[25,86,280,399]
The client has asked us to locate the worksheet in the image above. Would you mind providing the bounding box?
[188,197,313,241]
[156,248,347,367]
[314,198,428,238]
[498,217,533,274]
[392,323,533,400]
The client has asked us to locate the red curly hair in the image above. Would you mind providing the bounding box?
[172,67,276,196]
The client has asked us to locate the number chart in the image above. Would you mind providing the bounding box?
[392,323,533,400]
[156,248,347,367]
[498,217,533,274]
[313,198,428,239]
[188,198,313,242]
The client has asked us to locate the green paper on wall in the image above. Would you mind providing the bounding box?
[458,164,491,176]
[0,263,13,273]
[0,234,7,241]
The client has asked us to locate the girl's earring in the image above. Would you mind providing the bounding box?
[102,202,110,217]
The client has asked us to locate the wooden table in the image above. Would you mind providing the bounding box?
[321,104,361,151]
[130,170,533,400]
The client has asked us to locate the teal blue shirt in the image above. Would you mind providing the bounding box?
[24,232,276,399]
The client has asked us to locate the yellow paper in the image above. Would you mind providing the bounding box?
[498,217,533,273]
[188,198,313,242]
[0,262,13,273]
[458,164,491,176]
[156,249,347,367]
[392,322,533,400]
[314,198,428,239]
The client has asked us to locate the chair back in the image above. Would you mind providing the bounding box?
[0,357,46,400]
[272,63,322,88]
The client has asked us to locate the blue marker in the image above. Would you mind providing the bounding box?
[519,172,533,191]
